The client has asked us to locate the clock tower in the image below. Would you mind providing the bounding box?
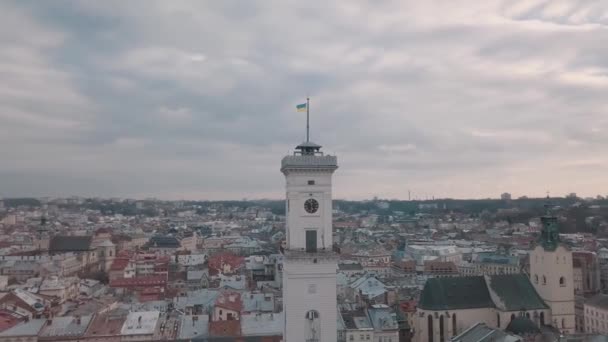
[281,140,338,342]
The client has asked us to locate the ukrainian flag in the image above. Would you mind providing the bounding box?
[296,103,307,112]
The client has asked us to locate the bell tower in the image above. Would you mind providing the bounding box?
[529,202,575,333]
[281,139,338,342]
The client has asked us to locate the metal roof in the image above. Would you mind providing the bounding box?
[0,319,46,337]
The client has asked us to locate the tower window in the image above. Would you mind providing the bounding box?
[308,180,315,185]
[306,230,318,253]
[428,315,434,342]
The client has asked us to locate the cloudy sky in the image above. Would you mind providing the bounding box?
[1,0,607,200]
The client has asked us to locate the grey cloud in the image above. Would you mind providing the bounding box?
[0,0,607,200]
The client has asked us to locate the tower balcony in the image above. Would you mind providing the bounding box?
[281,155,338,173]
[283,248,338,263]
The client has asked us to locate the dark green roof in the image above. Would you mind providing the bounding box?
[506,317,541,335]
[418,276,494,310]
[487,274,548,311]
[49,236,93,253]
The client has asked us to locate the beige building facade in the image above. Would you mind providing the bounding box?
[584,294,608,334]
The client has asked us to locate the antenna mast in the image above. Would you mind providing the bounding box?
[306,97,310,142]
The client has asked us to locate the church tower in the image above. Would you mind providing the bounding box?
[529,204,575,333]
[281,139,338,342]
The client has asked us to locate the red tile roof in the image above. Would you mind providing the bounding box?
[138,287,163,302]
[399,300,417,312]
[208,253,245,274]
[84,313,126,337]
[0,311,22,332]
[573,251,595,265]
[109,258,130,271]
[209,320,241,337]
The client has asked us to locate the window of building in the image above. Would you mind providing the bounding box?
[350,335,354,341]
[360,334,364,340]
[440,315,445,342]
[543,275,547,285]
[497,313,500,328]
[308,180,315,185]
[534,274,538,284]
[560,276,566,287]
[428,315,434,342]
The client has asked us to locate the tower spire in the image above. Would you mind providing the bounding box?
[540,196,560,251]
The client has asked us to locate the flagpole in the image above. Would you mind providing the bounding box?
[306,97,310,142]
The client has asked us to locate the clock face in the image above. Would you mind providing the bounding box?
[304,198,319,214]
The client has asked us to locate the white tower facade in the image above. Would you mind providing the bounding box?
[529,210,575,333]
[281,141,338,342]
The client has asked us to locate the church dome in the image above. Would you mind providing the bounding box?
[506,317,541,336]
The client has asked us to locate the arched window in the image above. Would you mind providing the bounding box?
[305,310,320,342]
[560,277,566,287]
[542,275,547,285]
[453,313,457,335]
[428,315,434,342]
[534,275,538,284]
[497,313,500,328]
[440,315,445,341]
